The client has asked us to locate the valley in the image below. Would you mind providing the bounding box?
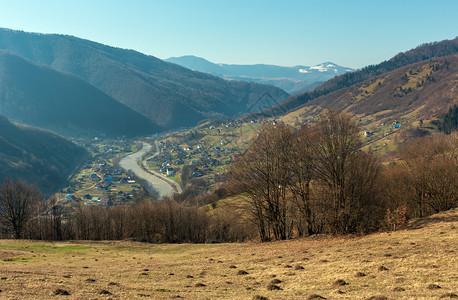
[0,3,457,298]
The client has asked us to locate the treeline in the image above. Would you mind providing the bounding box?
[228,112,457,241]
[433,104,458,134]
[0,179,254,242]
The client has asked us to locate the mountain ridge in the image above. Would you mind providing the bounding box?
[273,37,458,115]
[0,51,160,137]
[280,53,458,152]
[165,55,353,94]
[0,28,289,129]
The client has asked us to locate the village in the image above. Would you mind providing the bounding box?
[51,113,409,214]
[53,137,145,212]
[140,118,281,192]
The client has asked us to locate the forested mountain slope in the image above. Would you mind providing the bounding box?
[0,51,159,137]
[0,115,87,196]
[0,28,289,129]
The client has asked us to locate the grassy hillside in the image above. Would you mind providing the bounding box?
[0,208,456,299]
[0,51,160,137]
[281,54,458,152]
[272,37,458,115]
[0,115,87,196]
[0,28,289,129]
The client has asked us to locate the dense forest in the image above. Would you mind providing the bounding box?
[0,51,160,137]
[0,115,87,196]
[434,104,458,134]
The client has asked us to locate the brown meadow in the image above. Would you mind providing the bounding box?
[0,209,456,299]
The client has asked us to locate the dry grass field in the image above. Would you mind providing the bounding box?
[0,209,457,299]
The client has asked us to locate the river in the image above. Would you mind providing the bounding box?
[119,141,181,199]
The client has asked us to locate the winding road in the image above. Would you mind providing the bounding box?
[119,141,182,199]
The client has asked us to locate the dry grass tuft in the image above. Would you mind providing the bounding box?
[355,272,366,277]
[308,294,326,299]
[237,270,248,275]
[332,279,348,287]
[266,284,281,290]
[270,278,282,284]
[427,283,442,289]
[53,289,70,295]
[439,293,458,298]
[378,265,389,271]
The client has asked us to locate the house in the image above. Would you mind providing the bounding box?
[166,168,175,176]
[394,124,400,128]
[92,197,100,202]
[364,131,373,137]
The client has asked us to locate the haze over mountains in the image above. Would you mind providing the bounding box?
[166,55,354,94]
[0,114,86,196]
[0,51,158,137]
[0,28,288,130]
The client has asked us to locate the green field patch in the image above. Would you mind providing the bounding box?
[0,242,91,253]
[2,256,30,262]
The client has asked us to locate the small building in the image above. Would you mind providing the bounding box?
[166,168,175,176]
[92,197,100,202]
[364,131,373,137]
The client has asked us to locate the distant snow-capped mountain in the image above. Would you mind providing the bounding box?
[165,56,354,94]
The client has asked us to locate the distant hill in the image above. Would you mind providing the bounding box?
[280,53,458,152]
[166,55,353,94]
[274,37,458,115]
[0,114,87,196]
[0,28,289,129]
[0,51,160,137]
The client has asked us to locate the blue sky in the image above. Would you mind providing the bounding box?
[0,0,456,68]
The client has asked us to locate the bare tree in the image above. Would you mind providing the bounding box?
[308,111,362,233]
[0,178,41,239]
[228,124,295,241]
[398,133,458,217]
[289,125,317,236]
